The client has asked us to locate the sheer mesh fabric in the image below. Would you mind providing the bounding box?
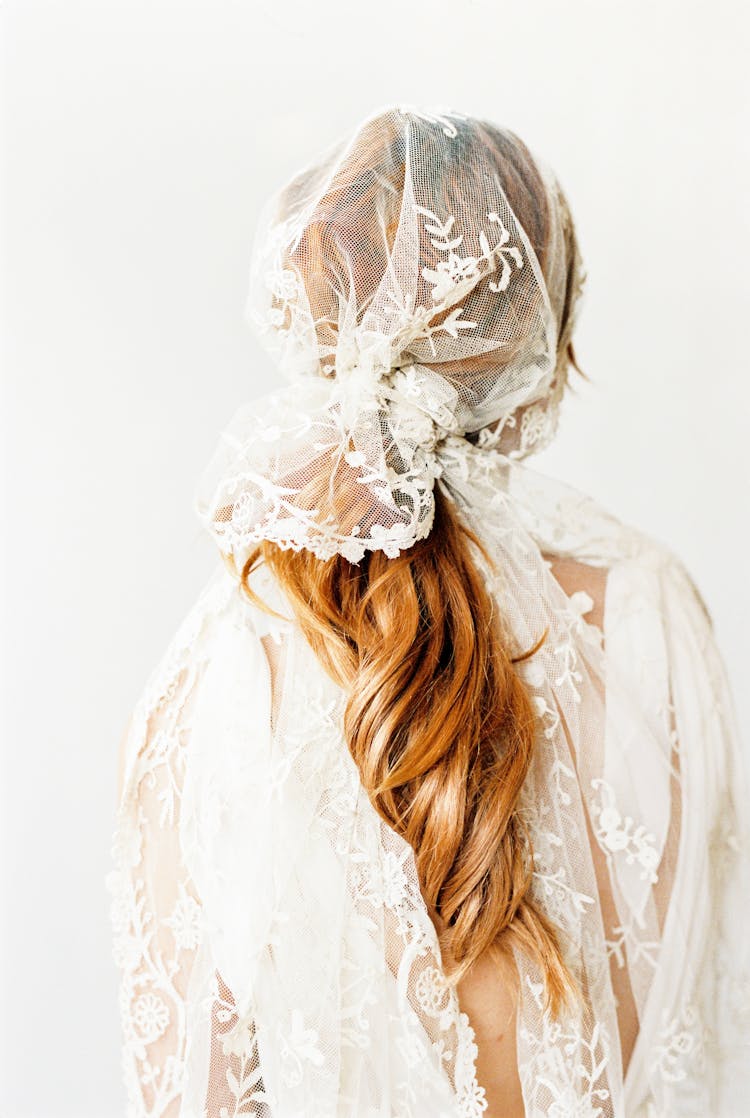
[108,103,750,1116]
[194,106,583,570]
[109,479,750,1117]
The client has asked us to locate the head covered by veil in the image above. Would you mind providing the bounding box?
[196,104,587,567]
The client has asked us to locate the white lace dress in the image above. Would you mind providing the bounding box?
[107,455,750,1118]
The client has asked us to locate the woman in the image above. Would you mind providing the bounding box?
[108,105,750,1117]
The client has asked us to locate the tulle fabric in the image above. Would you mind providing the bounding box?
[108,104,750,1116]
[195,106,579,567]
[108,449,750,1117]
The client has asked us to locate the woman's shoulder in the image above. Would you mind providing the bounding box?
[545,529,714,665]
[116,561,287,808]
[136,565,242,709]
[511,459,676,547]
[600,524,714,642]
[512,462,714,634]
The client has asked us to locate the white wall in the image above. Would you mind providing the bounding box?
[2,1,748,1113]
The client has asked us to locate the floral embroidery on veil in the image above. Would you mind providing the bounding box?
[108,105,750,1117]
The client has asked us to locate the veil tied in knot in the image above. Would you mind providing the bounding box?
[195,105,582,564]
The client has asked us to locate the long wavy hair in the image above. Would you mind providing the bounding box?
[236,116,586,1016]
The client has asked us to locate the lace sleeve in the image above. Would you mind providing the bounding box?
[651,550,750,1111]
[107,569,250,1117]
[602,544,750,1113]
[540,542,750,1114]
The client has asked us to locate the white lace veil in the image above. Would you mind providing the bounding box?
[109,104,750,1118]
[195,104,585,566]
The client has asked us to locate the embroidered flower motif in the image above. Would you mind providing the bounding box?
[453,1012,488,1116]
[380,847,411,909]
[279,1010,325,1088]
[163,883,201,951]
[519,401,552,453]
[370,520,425,559]
[415,966,451,1016]
[414,205,525,314]
[651,1003,704,1083]
[598,809,630,853]
[484,211,524,292]
[112,930,142,972]
[529,692,561,739]
[457,1076,489,1117]
[416,209,476,296]
[590,779,660,882]
[230,490,260,534]
[132,993,170,1042]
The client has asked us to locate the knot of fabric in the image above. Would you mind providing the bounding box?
[331,334,465,456]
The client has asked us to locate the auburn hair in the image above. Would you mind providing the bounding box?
[238,116,586,1015]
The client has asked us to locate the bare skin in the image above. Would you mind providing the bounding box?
[450,554,609,1118]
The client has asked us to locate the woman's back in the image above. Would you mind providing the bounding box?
[108,105,750,1116]
[110,479,749,1116]
[455,553,608,1118]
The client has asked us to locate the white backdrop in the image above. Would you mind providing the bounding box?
[2,1,749,1114]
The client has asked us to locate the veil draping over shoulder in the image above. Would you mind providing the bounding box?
[108,106,750,1117]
